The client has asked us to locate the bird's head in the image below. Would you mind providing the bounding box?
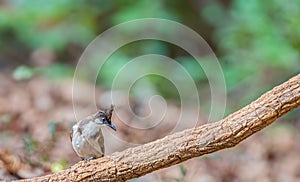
[94,105,116,131]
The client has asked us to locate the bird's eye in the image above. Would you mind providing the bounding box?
[101,117,106,122]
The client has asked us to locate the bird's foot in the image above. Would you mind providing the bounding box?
[82,157,96,162]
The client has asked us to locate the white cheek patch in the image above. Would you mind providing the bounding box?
[95,118,100,123]
[73,124,78,130]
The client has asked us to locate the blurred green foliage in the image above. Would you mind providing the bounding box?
[1,0,299,110]
[203,0,300,109]
[12,64,73,80]
[50,159,68,173]
[1,114,11,123]
[0,0,178,51]
[0,0,99,50]
[13,65,34,80]
[23,133,39,153]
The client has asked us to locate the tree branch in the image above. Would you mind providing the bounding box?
[16,74,300,182]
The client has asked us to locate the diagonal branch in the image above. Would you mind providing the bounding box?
[17,74,300,182]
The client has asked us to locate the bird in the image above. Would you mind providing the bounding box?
[70,105,116,161]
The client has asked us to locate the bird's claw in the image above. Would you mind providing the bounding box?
[82,157,95,162]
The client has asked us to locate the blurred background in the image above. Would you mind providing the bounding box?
[0,0,300,181]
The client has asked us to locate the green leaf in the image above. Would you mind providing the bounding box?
[179,165,187,177]
[13,66,35,80]
[23,134,39,153]
[38,63,74,79]
[50,159,68,173]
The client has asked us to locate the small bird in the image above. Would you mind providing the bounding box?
[70,105,116,160]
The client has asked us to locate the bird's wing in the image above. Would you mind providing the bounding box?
[83,128,105,156]
[70,128,73,142]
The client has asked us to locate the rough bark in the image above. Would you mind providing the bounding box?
[16,74,300,182]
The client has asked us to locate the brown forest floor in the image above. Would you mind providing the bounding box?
[0,74,300,181]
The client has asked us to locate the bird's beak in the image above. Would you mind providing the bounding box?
[108,123,117,131]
